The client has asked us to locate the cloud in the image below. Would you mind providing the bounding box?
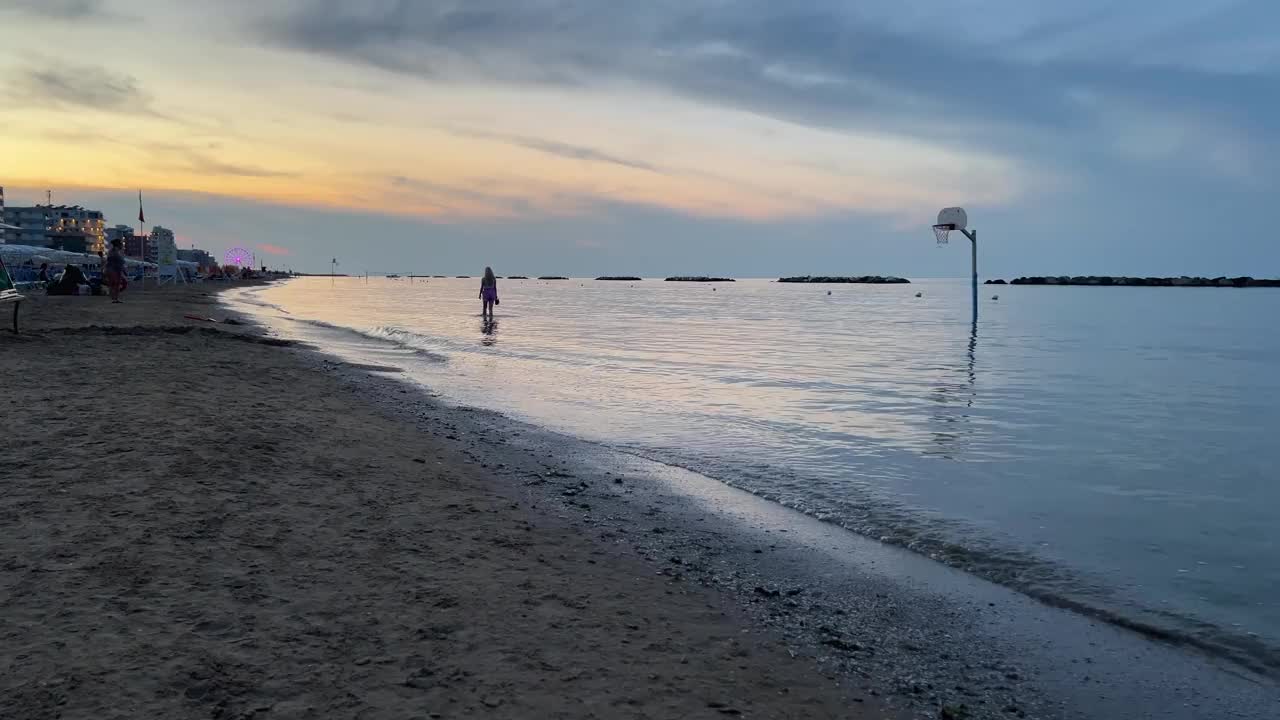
[8,60,155,114]
[257,243,292,256]
[444,128,661,173]
[258,0,1280,185]
[31,126,296,180]
[1,0,109,20]
[383,174,590,218]
[176,151,298,179]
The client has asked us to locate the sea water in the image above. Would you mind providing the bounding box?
[227,276,1280,673]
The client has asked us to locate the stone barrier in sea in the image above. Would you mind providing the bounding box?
[596,276,642,281]
[665,276,735,282]
[986,276,1280,287]
[777,276,910,284]
[506,275,529,279]
[538,276,569,280]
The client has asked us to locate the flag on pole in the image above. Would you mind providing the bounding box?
[138,190,145,225]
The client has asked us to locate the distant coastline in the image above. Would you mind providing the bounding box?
[778,275,909,284]
[988,276,1280,287]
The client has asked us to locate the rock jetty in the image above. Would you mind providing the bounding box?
[778,276,910,284]
[988,276,1280,287]
[538,276,569,280]
[506,275,529,280]
[596,276,642,281]
[665,276,735,282]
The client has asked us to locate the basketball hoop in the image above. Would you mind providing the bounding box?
[930,206,978,323]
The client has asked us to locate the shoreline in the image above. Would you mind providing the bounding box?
[2,285,890,719]
[224,281,1280,719]
[225,281,1280,681]
[4,284,1276,718]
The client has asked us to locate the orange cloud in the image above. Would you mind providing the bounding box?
[257,243,292,256]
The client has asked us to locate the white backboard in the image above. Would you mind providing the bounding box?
[936,207,968,230]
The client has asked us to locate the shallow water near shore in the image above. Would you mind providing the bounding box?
[225,276,1280,674]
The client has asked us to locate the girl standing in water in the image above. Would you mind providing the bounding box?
[479,267,499,318]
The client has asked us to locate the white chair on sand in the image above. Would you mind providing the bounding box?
[0,255,25,334]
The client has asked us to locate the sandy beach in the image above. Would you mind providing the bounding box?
[6,283,1280,720]
[0,286,886,719]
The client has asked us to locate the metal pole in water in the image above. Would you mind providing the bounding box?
[963,228,978,324]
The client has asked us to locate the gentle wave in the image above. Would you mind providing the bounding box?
[612,445,1280,677]
[283,319,449,363]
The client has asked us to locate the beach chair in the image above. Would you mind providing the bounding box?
[0,257,23,333]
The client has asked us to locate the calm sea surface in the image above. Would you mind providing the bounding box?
[227,276,1280,671]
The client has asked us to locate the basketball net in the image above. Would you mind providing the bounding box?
[933,224,952,246]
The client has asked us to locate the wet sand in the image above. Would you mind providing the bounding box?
[0,286,887,719]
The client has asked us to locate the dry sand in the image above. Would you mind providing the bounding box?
[0,286,889,719]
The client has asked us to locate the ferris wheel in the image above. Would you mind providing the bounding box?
[224,247,252,267]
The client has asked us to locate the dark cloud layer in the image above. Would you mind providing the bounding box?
[260,0,1279,179]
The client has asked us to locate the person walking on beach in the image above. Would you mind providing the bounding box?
[105,239,126,304]
[479,266,499,318]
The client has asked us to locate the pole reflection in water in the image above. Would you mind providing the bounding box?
[926,321,978,459]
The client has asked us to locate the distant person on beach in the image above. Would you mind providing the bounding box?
[38,263,50,283]
[479,266,499,318]
[105,239,126,304]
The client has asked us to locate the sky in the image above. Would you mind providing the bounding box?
[1,0,1277,277]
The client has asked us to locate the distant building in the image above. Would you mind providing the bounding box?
[108,225,150,259]
[5,204,106,253]
[47,230,92,254]
[149,226,174,264]
[50,206,105,253]
[125,234,149,260]
[105,224,132,243]
[177,247,215,268]
[5,205,52,246]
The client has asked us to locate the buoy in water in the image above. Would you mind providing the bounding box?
[915,292,923,298]
[992,295,999,300]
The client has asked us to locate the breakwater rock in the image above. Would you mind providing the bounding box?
[506,275,529,280]
[995,276,1280,288]
[665,276,735,282]
[778,276,910,284]
[538,276,569,280]
[596,276,642,281]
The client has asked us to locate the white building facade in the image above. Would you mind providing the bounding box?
[4,204,107,253]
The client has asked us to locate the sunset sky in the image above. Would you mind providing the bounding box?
[2,0,1277,276]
